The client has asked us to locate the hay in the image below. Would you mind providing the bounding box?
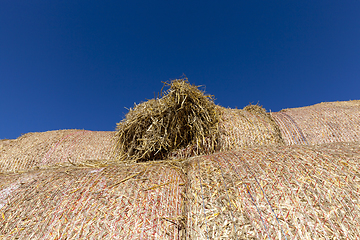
[0,103,284,173]
[218,104,284,151]
[185,142,360,239]
[114,78,220,162]
[0,161,186,239]
[272,100,360,145]
[3,99,358,174]
[0,139,12,151]
[0,130,115,173]
[2,141,360,239]
[1,83,359,239]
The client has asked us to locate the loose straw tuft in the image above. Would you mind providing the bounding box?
[114,78,220,162]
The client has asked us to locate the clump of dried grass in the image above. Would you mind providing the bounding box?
[243,103,268,115]
[114,78,220,162]
[244,103,284,145]
[218,104,285,151]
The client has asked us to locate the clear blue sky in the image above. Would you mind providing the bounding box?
[1,1,359,140]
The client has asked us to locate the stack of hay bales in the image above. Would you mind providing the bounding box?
[1,78,360,239]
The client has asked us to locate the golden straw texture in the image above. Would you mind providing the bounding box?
[114,78,220,162]
[0,162,186,239]
[1,82,360,240]
[1,133,360,239]
[272,100,360,145]
[218,105,284,151]
[185,142,360,239]
[0,130,115,173]
[0,140,12,150]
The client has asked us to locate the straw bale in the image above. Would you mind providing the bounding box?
[185,142,360,239]
[114,78,220,162]
[0,101,284,174]
[0,130,115,173]
[0,161,186,239]
[159,104,285,160]
[272,100,360,145]
[0,139,12,150]
[218,104,284,151]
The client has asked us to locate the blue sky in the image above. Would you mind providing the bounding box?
[1,0,359,140]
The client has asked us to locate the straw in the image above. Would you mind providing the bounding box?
[185,141,360,239]
[218,104,284,151]
[1,79,360,240]
[0,161,186,239]
[114,78,220,162]
[0,130,115,173]
[272,100,360,145]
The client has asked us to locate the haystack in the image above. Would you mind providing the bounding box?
[114,78,220,162]
[1,76,360,239]
[2,141,360,239]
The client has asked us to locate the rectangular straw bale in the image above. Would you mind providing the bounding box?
[0,130,116,173]
[0,161,186,239]
[218,107,283,151]
[185,142,360,239]
[271,100,360,145]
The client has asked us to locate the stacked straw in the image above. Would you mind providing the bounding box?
[113,79,287,162]
[185,142,360,239]
[0,130,115,173]
[0,161,186,239]
[272,100,360,145]
[1,76,360,239]
[218,104,284,151]
[2,141,360,239]
[114,78,220,162]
